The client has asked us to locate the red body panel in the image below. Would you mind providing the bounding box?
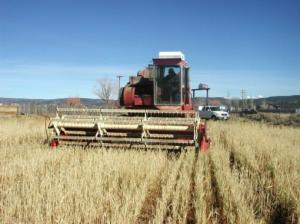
[153,58,188,67]
[123,87,135,106]
[134,95,152,106]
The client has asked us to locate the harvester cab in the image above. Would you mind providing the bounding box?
[120,51,192,111]
[48,52,210,151]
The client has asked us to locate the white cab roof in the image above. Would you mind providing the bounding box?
[158,51,185,60]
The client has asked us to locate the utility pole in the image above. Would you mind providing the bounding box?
[241,89,246,110]
[226,90,231,111]
[117,75,123,98]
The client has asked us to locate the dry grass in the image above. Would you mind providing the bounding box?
[241,112,300,127]
[0,116,299,223]
[0,105,18,115]
[210,120,300,223]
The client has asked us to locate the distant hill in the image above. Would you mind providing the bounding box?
[255,95,300,110]
[0,95,299,112]
[0,97,102,106]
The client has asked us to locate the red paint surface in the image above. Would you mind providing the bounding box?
[123,86,135,106]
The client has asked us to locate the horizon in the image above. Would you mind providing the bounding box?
[1,94,300,101]
[1,0,300,99]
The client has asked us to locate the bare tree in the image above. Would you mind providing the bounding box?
[94,78,117,106]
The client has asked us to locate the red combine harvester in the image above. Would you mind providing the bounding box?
[48,52,210,151]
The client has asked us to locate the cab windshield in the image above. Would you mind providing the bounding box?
[155,66,181,105]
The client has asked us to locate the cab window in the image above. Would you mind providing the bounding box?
[155,66,181,105]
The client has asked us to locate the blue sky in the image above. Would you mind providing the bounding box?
[0,0,299,99]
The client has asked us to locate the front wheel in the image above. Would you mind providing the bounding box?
[211,115,218,121]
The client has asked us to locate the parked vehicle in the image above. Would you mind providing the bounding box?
[199,106,229,120]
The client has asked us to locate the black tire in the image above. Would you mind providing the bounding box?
[211,115,218,121]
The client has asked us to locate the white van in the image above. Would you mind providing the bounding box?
[198,106,229,120]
